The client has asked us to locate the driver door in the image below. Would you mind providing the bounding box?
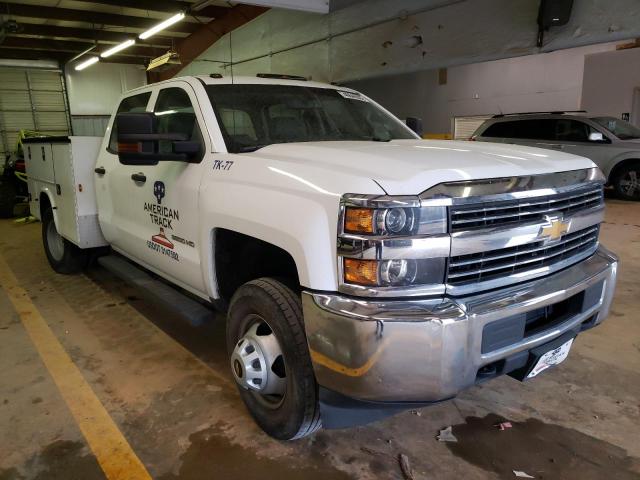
[113,83,208,296]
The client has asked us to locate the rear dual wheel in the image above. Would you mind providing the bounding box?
[227,278,321,440]
[42,207,88,274]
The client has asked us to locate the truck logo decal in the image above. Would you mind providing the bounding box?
[539,215,570,243]
[213,159,234,171]
[154,181,166,204]
[171,234,195,248]
[144,202,179,230]
[147,228,179,261]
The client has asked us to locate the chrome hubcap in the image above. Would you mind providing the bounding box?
[46,221,65,261]
[231,316,286,397]
[620,170,639,197]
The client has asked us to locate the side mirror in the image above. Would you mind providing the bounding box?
[116,112,198,164]
[588,132,605,142]
[406,117,423,137]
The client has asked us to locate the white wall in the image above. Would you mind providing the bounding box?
[179,0,640,84]
[581,47,640,124]
[347,43,617,134]
[65,63,147,116]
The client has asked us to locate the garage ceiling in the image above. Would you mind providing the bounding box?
[0,0,240,65]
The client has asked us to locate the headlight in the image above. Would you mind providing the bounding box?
[343,258,444,287]
[338,194,449,296]
[343,205,446,236]
[382,208,412,234]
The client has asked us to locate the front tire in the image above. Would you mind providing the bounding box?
[612,162,640,201]
[42,207,88,274]
[227,278,321,440]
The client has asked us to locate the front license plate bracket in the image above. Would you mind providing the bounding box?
[508,330,578,381]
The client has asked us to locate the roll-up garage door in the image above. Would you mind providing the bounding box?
[452,115,493,140]
[0,67,71,158]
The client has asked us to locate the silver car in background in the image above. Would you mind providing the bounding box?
[472,113,640,200]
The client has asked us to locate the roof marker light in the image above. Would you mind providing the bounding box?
[75,56,99,71]
[139,12,185,40]
[101,39,135,58]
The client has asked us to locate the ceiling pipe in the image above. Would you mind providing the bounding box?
[65,43,98,64]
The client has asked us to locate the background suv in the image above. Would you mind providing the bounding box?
[472,113,640,200]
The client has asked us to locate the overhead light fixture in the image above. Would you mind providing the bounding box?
[139,12,185,40]
[75,56,99,71]
[147,50,181,71]
[101,39,135,58]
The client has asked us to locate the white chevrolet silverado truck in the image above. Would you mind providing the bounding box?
[25,74,618,440]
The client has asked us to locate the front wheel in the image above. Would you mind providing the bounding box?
[42,207,88,274]
[227,278,321,440]
[613,163,640,201]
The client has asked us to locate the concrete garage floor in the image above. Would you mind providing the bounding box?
[1,199,639,480]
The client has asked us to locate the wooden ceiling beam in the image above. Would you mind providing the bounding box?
[85,0,229,18]
[151,5,268,82]
[1,37,160,58]
[0,2,198,34]
[0,47,147,65]
[14,24,173,48]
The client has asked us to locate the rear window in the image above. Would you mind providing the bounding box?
[481,119,555,141]
[482,118,600,143]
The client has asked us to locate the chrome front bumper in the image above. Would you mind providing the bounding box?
[302,246,618,402]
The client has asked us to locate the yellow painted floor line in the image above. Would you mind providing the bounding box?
[0,255,152,480]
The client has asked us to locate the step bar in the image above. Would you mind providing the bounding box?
[97,255,213,327]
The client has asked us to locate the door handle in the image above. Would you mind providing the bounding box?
[94,166,106,175]
[131,173,146,183]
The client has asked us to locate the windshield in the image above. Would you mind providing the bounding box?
[590,116,640,140]
[205,84,416,153]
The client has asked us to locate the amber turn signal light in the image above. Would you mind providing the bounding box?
[344,258,378,286]
[344,208,374,234]
[118,142,140,153]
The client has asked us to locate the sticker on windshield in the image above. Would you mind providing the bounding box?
[337,90,368,102]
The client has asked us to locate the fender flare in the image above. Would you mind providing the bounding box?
[38,187,60,230]
[603,154,640,181]
[205,222,310,300]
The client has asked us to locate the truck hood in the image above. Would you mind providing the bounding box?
[244,139,596,195]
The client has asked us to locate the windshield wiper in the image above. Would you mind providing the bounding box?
[236,144,269,153]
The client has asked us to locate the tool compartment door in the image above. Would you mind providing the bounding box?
[50,141,77,243]
[25,142,55,218]
[52,137,107,248]
[69,137,106,248]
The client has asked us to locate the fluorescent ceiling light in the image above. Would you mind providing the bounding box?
[101,39,135,58]
[75,57,99,71]
[139,12,185,40]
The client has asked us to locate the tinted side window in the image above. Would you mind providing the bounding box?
[482,121,519,138]
[482,119,555,141]
[554,119,592,142]
[108,92,151,152]
[153,87,204,160]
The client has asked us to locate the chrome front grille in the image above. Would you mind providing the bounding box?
[450,185,604,232]
[447,226,599,286]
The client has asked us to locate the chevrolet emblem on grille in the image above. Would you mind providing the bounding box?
[539,215,571,243]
